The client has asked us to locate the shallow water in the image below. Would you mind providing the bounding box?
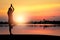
[0,24,60,36]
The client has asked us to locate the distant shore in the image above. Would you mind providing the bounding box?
[0,21,60,24]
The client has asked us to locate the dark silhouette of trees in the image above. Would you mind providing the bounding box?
[29,20,60,24]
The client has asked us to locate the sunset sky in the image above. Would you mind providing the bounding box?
[0,0,60,21]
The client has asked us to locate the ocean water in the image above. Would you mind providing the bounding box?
[0,24,60,36]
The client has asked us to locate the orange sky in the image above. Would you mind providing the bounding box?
[0,0,60,21]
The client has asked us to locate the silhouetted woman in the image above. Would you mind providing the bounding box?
[7,4,14,35]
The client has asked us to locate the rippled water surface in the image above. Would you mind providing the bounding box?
[0,24,60,36]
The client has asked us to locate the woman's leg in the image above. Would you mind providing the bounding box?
[9,24,12,35]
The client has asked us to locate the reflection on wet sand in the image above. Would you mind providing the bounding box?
[0,24,60,36]
[0,24,60,29]
[25,24,60,29]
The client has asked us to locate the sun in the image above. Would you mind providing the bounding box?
[17,16,25,23]
[13,12,30,25]
[13,15,27,24]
